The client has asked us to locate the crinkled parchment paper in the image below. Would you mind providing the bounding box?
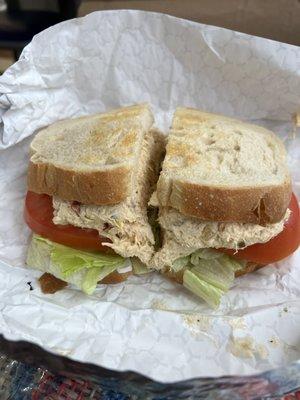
[0,10,299,382]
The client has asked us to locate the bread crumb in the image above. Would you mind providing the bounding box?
[228,317,246,330]
[182,315,218,345]
[182,315,211,332]
[229,336,254,358]
[228,336,268,359]
[269,336,280,347]
[151,299,169,311]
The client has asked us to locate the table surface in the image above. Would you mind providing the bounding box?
[0,354,127,400]
[1,353,300,400]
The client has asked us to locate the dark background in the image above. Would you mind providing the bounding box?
[0,0,300,72]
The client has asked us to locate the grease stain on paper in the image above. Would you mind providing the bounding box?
[228,336,269,359]
[151,299,169,311]
[182,314,218,345]
[183,314,211,332]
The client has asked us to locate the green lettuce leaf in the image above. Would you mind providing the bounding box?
[191,259,235,291]
[51,244,124,278]
[26,234,52,269]
[173,249,246,308]
[183,269,224,309]
[82,265,118,294]
[172,255,190,272]
[27,235,126,294]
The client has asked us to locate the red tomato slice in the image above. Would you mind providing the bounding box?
[24,191,111,252]
[221,193,300,264]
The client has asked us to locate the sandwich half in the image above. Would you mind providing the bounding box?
[25,104,165,294]
[151,107,300,307]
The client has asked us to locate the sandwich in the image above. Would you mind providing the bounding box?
[151,108,300,307]
[24,104,300,306]
[25,104,165,294]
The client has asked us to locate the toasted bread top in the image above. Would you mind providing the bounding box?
[157,107,291,224]
[28,103,154,205]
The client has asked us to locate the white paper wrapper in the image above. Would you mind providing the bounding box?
[0,10,299,383]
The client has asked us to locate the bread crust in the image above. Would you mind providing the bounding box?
[166,179,292,224]
[28,160,130,205]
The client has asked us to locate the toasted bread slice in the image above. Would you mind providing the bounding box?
[28,104,154,205]
[53,128,166,264]
[157,108,291,224]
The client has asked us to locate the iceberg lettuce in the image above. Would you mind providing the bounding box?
[173,249,246,308]
[27,235,126,294]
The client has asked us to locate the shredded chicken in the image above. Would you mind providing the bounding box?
[151,208,289,270]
